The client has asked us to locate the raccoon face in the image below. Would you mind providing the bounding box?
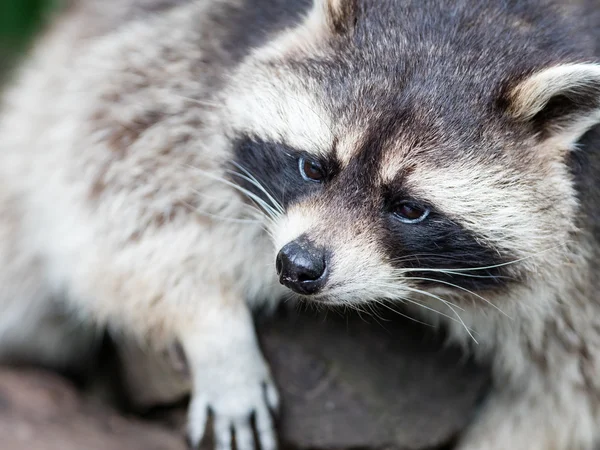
[222,0,600,307]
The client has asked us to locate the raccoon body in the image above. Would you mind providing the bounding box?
[1,0,600,449]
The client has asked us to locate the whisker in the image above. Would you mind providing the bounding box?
[392,244,569,275]
[365,302,392,324]
[226,163,284,214]
[395,296,476,340]
[394,284,466,312]
[402,276,511,318]
[323,282,476,342]
[178,194,265,222]
[364,282,477,343]
[350,303,376,325]
[187,190,274,225]
[368,299,435,328]
[185,164,281,221]
[399,268,509,280]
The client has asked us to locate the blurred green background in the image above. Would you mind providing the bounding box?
[0,0,59,76]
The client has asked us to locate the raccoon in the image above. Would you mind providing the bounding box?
[1,0,600,448]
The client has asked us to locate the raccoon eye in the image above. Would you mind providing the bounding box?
[299,157,325,182]
[392,201,430,224]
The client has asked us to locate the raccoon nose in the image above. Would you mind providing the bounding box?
[276,238,328,295]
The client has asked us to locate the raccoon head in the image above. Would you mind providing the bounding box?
[221,0,600,308]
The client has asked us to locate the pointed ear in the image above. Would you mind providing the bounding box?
[506,63,600,146]
[306,0,359,36]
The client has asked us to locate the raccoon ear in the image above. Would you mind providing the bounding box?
[309,0,359,35]
[507,63,600,146]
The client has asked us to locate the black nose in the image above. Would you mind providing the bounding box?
[276,238,328,295]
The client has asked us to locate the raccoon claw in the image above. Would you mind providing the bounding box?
[186,377,279,450]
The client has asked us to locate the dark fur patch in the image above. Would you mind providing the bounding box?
[374,173,516,292]
[229,136,340,210]
[380,207,515,292]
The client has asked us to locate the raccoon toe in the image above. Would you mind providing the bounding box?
[186,377,279,450]
[186,395,209,449]
[253,401,277,450]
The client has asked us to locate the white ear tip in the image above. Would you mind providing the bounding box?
[313,0,358,34]
[510,63,600,120]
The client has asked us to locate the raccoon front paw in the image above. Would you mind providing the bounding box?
[186,372,280,450]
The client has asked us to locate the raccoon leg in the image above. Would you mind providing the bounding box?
[181,298,279,450]
[456,381,596,450]
[68,235,280,450]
